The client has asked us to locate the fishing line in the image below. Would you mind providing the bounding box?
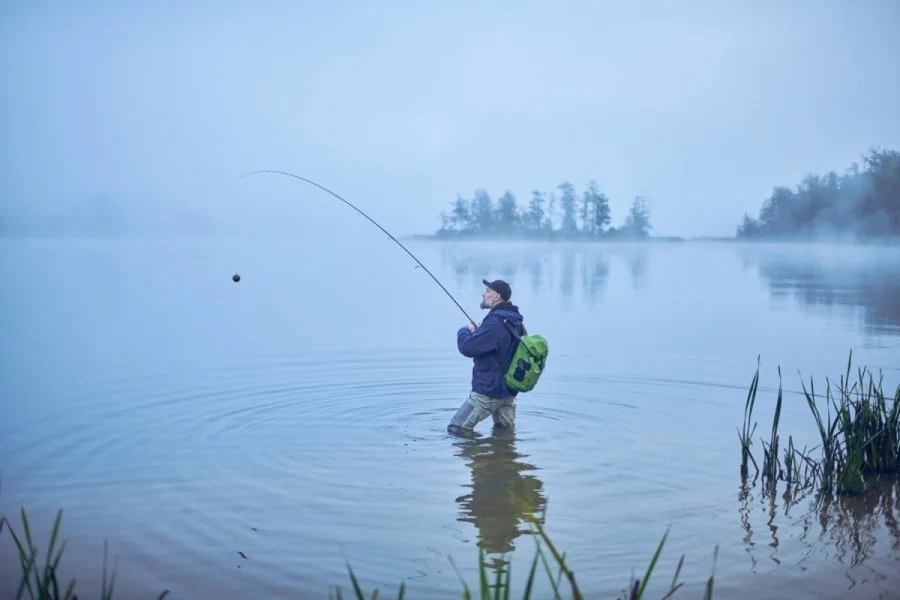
[240,169,478,326]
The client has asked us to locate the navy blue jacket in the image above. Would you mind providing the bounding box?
[457,302,526,398]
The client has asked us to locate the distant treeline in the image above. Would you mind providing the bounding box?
[434,181,652,240]
[737,147,900,240]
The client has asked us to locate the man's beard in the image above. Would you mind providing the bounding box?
[480,299,493,309]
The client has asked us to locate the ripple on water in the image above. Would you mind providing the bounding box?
[2,350,899,599]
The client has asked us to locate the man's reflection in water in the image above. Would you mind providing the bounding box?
[452,428,548,576]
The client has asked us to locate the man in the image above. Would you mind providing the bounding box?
[448,279,527,434]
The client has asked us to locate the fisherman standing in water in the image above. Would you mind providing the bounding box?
[448,279,527,435]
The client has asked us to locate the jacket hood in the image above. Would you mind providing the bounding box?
[488,301,523,325]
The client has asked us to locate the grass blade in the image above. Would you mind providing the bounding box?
[502,558,512,600]
[636,527,669,599]
[63,578,77,600]
[478,545,490,599]
[534,542,562,600]
[447,555,472,600]
[526,516,583,600]
[40,509,63,594]
[703,545,719,600]
[6,513,37,600]
[669,553,684,591]
[521,548,540,600]
[345,563,366,600]
[660,583,685,600]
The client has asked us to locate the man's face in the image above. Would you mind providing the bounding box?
[480,287,500,309]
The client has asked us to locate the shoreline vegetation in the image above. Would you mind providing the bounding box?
[419,147,899,244]
[2,352,898,599]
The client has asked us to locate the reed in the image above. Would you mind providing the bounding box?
[331,517,719,600]
[741,350,900,498]
[737,355,761,481]
[0,482,169,600]
[4,496,718,600]
[0,506,127,600]
[761,366,784,488]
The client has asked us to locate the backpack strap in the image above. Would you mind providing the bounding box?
[499,317,522,341]
[497,315,528,340]
[500,318,540,361]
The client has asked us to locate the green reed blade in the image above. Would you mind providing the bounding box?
[50,567,61,600]
[740,357,761,470]
[670,553,684,591]
[20,508,34,554]
[447,555,472,600]
[702,545,719,600]
[17,553,36,600]
[48,539,68,599]
[478,545,490,600]
[6,515,37,600]
[19,508,43,600]
[521,548,540,600]
[101,541,108,600]
[526,516,582,600]
[554,552,566,589]
[744,356,761,428]
[799,375,825,441]
[845,350,853,393]
[490,554,502,600]
[105,549,119,600]
[660,582,684,600]
[534,541,561,600]
[636,527,669,599]
[99,540,119,600]
[63,577,77,600]
[345,563,366,600]
[502,559,512,600]
[40,510,63,594]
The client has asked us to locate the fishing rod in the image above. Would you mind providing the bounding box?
[240,169,478,327]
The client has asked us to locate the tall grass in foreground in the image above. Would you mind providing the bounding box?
[0,508,127,600]
[739,350,900,497]
[2,487,717,599]
[332,512,719,600]
[0,480,169,600]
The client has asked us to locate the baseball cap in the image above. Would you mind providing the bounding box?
[482,279,511,301]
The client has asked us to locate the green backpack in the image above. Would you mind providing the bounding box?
[500,318,549,393]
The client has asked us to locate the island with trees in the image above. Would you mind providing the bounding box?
[422,146,899,243]
[431,180,656,241]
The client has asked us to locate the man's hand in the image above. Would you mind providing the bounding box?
[467,321,479,332]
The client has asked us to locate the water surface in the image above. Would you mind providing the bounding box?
[1,237,899,599]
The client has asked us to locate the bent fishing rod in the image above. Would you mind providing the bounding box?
[240,169,478,327]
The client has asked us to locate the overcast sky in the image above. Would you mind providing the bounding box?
[2,0,899,237]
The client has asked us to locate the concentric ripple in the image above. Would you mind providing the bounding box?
[2,348,900,599]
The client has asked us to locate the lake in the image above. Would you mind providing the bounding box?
[1,236,899,599]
